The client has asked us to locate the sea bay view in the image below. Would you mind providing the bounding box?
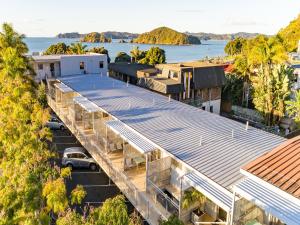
[24,37,227,62]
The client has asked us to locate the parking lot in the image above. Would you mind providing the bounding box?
[50,128,135,213]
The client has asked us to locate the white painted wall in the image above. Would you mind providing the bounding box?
[202,99,221,114]
[32,61,60,81]
[60,54,108,76]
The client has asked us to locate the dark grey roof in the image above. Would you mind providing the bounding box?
[59,74,285,190]
[109,63,154,77]
[193,66,225,89]
[139,78,182,94]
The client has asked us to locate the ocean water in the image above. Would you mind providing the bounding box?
[24,37,228,63]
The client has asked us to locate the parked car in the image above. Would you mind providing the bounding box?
[62,147,97,171]
[46,117,65,130]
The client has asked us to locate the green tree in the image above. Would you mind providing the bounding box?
[278,14,300,52]
[89,47,111,63]
[44,42,69,55]
[88,195,129,225]
[115,52,131,63]
[68,43,87,54]
[251,65,293,125]
[71,185,86,205]
[181,188,205,209]
[139,47,166,65]
[160,215,184,225]
[130,46,146,63]
[0,23,73,224]
[286,90,300,124]
[224,37,246,56]
[0,23,28,54]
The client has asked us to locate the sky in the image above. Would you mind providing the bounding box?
[0,0,299,37]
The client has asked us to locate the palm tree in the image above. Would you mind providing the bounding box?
[286,90,300,124]
[68,42,87,54]
[181,188,205,209]
[130,46,145,63]
[0,23,28,55]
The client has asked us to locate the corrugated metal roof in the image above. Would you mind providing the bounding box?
[185,172,233,212]
[106,120,156,153]
[59,74,285,190]
[243,136,300,199]
[234,177,300,225]
[73,96,101,113]
[54,82,73,93]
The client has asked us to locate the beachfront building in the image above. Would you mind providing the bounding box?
[109,62,225,114]
[46,72,286,225]
[30,53,108,82]
[232,136,300,225]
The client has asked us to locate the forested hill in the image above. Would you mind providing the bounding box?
[133,27,201,45]
[56,31,138,39]
[278,14,300,52]
[187,32,262,40]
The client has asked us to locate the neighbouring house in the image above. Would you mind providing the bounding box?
[233,136,300,225]
[30,53,108,82]
[109,62,225,114]
[47,72,285,225]
[291,64,300,91]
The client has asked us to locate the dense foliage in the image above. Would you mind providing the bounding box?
[159,215,184,225]
[44,43,110,62]
[133,27,201,45]
[0,23,67,224]
[89,47,111,63]
[278,14,300,52]
[224,37,246,56]
[81,32,112,43]
[44,42,69,55]
[139,47,166,65]
[115,52,131,63]
[286,90,300,125]
[224,34,294,125]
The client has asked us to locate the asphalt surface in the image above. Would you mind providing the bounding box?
[50,126,140,220]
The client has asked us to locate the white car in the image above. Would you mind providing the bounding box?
[62,147,97,170]
[46,117,65,130]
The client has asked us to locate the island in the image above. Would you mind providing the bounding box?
[133,27,201,45]
[81,32,112,43]
[56,32,83,38]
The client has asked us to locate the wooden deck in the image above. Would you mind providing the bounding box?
[108,151,146,192]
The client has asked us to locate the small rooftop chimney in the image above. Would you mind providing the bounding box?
[168,95,171,102]
[199,136,203,147]
[231,129,234,138]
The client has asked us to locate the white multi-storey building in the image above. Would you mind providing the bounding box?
[30,53,108,82]
[46,72,287,225]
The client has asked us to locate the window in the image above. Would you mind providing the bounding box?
[210,105,213,113]
[99,61,104,68]
[202,106,206,111]
[76,153,86,159]
[38,64,43,70]
[80,62,85,70]
[170,70,178,79]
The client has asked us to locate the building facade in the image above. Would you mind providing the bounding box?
[46,73,286,225]
[109,62,225,114]
[30,53,108,82]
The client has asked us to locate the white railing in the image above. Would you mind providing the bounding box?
[47,96,167,225]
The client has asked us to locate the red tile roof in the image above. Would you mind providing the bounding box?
[243,136,300,198]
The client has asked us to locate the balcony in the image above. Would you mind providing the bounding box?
[47,89,171,224]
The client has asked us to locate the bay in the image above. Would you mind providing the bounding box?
[24,37,228,63]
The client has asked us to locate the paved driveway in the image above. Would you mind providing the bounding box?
[50,127,139,220]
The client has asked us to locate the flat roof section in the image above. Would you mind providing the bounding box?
[59,74,285,190]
